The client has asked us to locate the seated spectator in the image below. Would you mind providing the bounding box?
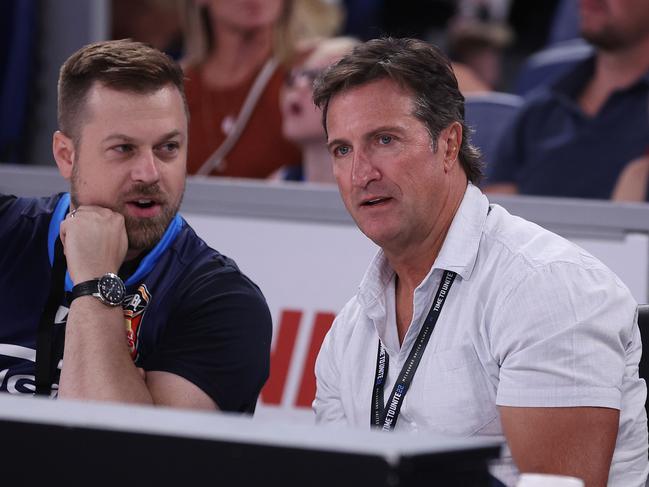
[0,39,272,411]
[447,8,513,90]
[312,37,648,486]
[484,0,649,199]
[449,23,508,91]
[180,0,343,179]
[612,152,649,202]
[280,36,359,183]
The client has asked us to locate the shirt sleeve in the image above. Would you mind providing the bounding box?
[490,260,637,409]
[141,259,272,413]
[313,312,349,425]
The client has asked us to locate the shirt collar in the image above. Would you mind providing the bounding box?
[430,183,489,282]
[357,250,393,315]
[357,183,489,309]
[551,55,596,98]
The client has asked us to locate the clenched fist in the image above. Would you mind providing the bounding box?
[60,206,128,284]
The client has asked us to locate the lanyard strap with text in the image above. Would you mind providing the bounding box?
[371,270,456,431]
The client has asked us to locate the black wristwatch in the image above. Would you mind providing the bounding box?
[71,272,126,307]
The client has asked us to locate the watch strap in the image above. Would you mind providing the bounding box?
[71,279,99,301]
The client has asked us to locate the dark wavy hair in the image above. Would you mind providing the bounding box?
[313,37,482,184]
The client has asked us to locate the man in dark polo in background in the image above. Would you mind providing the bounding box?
[485,0,649,199]
[0,40,271,412]
[312,37,648,486]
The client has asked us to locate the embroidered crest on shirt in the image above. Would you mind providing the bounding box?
[123,284,151,360]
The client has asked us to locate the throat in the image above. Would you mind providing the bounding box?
[395,276,414,346]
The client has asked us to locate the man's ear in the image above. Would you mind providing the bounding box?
[52,131,75,180]
[442,122,463,172]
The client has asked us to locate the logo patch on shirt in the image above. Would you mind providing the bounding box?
[123,284,151,360]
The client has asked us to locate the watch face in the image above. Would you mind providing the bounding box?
[98,273,126,306]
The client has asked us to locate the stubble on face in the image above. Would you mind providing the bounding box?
[582,24,630,50]
[580,0,649,50]
[70,161,185,253]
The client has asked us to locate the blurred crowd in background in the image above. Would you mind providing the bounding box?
[2,0,649,202]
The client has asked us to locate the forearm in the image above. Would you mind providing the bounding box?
[500,406,619,487]
[58,296,154,404]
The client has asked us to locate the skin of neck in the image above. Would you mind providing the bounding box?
[388,170,468,296]
[203,21,274,87]
[594,37,649,90]
[580,36,649,114]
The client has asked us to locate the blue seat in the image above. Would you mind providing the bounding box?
[464,92,523,180]
[547,0,580,46]
[513,39,593,96]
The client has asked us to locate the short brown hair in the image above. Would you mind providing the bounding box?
[58,39,186,143]
[313,37,483,184]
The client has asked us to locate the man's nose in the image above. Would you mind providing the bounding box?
[351,149,380,188]
[131,150,160,184]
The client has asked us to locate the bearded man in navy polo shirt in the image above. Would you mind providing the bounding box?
[0,40,271,412]
[486,0,649,199]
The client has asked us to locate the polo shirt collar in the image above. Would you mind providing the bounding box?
[357,183,488,311]
[551,55,596,99]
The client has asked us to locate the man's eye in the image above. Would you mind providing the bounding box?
[113,144,134,154]
[378,135,392,145]
[334,146,350,157]
[158,142,179,153]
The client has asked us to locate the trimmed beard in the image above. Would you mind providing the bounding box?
[582,28,629,51]
[70,164,184,253]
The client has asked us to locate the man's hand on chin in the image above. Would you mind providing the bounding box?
[59,205,128,283]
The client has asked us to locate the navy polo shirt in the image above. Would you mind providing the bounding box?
[488,57,649,199]
[0,193,272,412]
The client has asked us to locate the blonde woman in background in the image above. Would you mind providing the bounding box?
[181,0,344,179]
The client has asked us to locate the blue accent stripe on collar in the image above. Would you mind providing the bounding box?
[47,192,185,291]
[125,213,183,286]
[48,193,70,266]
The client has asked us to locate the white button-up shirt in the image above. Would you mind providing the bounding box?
[314,183,648,486]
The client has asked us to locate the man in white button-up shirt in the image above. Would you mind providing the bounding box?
[312,37,648,487]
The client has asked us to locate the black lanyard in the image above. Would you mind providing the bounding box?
[35,237,67,396]
[371,270,456,431]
